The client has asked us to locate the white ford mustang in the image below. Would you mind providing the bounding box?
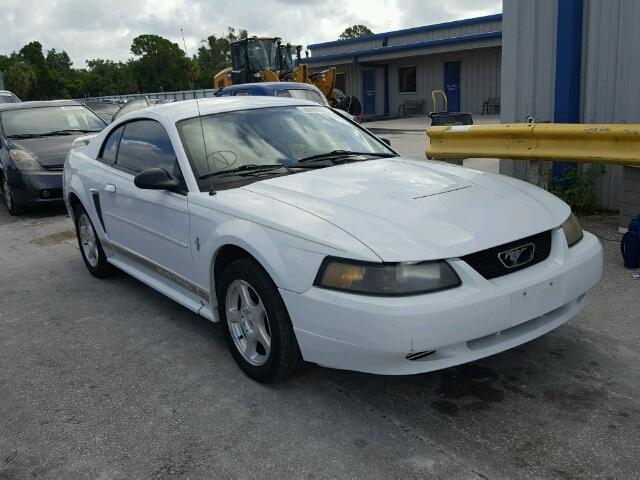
[63,97,603,382]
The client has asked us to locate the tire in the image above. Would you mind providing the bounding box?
[2,173,24,216]
[218,258,304,383]
[73,204,116,278]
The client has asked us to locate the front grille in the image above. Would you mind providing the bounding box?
[44,165,64,172]
[461,230,552,279]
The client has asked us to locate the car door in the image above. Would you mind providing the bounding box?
[99,119,196,288]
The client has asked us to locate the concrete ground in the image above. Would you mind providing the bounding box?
[1,204,639,478]
[364,114,500,173]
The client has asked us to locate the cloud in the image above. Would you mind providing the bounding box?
[0,0,502,67]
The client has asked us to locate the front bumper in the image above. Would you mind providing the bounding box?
[8,170,64,207]
[281,229,603,375]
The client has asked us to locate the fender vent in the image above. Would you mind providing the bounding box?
[405,350,436,361]
[91,192,106,232]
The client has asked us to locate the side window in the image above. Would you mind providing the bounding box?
[234,90,251,96]
[115,120,178,175]
[276,89,325,105]
[99,125,124,165]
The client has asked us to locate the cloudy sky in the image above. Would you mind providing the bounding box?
[1,0,501,67]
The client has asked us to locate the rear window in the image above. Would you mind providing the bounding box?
[100,125,124,165]
[0,105,105,137]
[276,89,325,105]
[0,92,19,104]
[112,97,150,121]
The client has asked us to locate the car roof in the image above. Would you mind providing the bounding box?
[80,96,327,160]
[0,99,81,112]
[219,82,323,94]
[122,96,320,123]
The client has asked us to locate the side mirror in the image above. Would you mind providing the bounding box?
[380,137,392,146]
[134,168,181,192]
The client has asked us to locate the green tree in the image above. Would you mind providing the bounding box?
[196,27,248,88]
[0,54,14,87]
[46,48,73,71]
[44,48,74,98]
[18,41,46,69]
[4,61,37,99]
[130,34,190,92]
[81,59,138,97]
[17,41,47,98]
[0,29,250,99]
[339,25,373,40]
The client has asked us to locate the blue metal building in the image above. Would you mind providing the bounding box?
[306,14,502,118]
[501,0,640,224]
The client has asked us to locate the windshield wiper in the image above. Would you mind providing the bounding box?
[199,162,328,180]
[40,129,101,136]
[298,150,397,163]
[199,164,288,180]
[7,133,46,139]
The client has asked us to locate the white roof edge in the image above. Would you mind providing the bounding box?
[141,96,319,122]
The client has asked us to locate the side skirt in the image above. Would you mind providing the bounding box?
[104,245,218,323]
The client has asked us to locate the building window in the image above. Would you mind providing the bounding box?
[398,66,416,93]
[335,72,346,94]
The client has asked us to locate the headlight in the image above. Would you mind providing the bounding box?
[561,213,583,247]
[9,149,43,171]
[314,257,461,296]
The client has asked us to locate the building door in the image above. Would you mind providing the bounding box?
[444,61,461,112]
[362,70,376,115]
[335,72,346,94]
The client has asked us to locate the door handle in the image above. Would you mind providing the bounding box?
[105,184,116,193]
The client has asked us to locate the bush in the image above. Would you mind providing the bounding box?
[550,166,605,215]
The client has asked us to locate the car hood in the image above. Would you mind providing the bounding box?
[9,135,85,167]
[242,158,570,261]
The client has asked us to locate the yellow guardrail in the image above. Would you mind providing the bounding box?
[426,123,640,166]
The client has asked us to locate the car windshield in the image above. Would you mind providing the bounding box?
[1,105,105,137]
[0,93,19,104]
[177,105,394,191]
[248,39,278,72]
[276,89,325,105]
[83,102,121,124]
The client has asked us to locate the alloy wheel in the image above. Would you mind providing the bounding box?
[78,213,99,267]
[2,176,12,211]
[225,279,272,366]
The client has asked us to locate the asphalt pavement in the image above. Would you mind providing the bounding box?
[1,203,639,479]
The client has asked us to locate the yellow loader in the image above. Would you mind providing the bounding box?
[213,37,341,107]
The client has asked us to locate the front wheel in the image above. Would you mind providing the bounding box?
[218,258,303,383]
[2,174,24,216]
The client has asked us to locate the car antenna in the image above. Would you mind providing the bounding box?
[180,28,215,195]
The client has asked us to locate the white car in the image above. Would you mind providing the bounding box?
[63,97,603,382]
[0,90,21,104]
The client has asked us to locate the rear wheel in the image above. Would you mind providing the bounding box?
[2,173,24,216]
[74,204,115,277]
[218,258,303,383]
